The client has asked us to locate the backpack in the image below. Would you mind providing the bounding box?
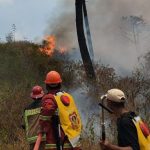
[132,116,150,150]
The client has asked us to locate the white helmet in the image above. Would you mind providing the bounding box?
[106,89,126,103]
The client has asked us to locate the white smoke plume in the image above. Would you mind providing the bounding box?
[45,0,150,75]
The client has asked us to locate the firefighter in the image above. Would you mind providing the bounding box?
[39,71,82,150]
[100,88,150,150]
[24,85,45,150]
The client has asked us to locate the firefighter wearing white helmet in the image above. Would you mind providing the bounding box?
[106,89,126,103]
[100,89,150,150]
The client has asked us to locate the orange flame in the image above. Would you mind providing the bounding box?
[40,35,68,56]
[40,35,56,56]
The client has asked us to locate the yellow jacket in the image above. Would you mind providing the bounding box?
[54,92,82,147]
[132,116,150,150]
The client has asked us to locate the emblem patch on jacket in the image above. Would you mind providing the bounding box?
[69,112,80,130]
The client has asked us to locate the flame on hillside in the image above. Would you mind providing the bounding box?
[40,35,68,56]
[40,35,56,56]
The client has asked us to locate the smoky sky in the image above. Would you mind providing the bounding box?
[45,0,150,75]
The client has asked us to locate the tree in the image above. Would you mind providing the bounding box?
[120,16,147,57]
[6,32,13,43]
[5,24,16,42]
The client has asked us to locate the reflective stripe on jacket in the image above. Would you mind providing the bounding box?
[24,107,46,143]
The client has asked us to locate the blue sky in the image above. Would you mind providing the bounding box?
[0,0,67,42]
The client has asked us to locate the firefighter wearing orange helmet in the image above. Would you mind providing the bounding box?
[38,71,82,150]
[23,85,45,150]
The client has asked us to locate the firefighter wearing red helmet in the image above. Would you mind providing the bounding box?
[38,71,82,150]
[23,85,45,150]
[44,71,62,84]
[30,85,44,99]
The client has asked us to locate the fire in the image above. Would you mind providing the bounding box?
[40,35,56,56]
[40,35,68,56]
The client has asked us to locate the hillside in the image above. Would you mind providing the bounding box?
[0,41,150,150]
[0,41,79,149]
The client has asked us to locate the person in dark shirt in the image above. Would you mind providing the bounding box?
[100,88,140,150]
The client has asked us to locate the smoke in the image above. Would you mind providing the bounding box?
[87,0,150,75]
[45,0,150,75]
[70,88,92,123]
[69,87,100,137]
[44,0,150,136]
[45,5,77,50]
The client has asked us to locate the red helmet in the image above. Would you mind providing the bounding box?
[30,85,44,99]
[44,71,62,84]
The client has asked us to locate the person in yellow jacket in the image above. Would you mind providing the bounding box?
[39,71,82,150]
[100,89,150,150]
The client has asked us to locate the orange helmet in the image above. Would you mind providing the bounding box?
[45,71,62,84]
[30,85,44,99]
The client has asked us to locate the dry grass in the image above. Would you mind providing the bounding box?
[0,140,100,150]
[81,138,100,150]
[0,129,100,150]
[0,42,150,150]
[0,129,29,150]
